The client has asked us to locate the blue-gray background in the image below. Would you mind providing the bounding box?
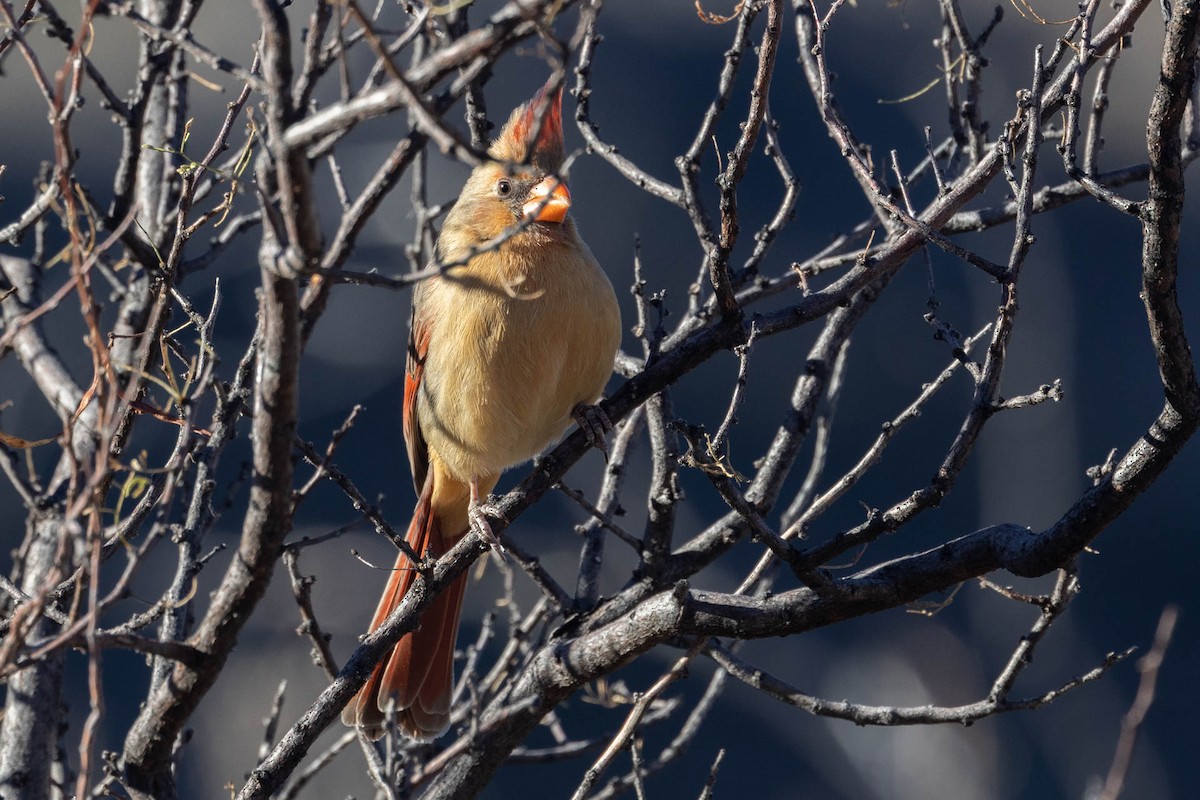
[0,2,1196,798]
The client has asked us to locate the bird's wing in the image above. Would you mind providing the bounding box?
[403,301,431,494]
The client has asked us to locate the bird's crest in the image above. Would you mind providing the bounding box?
[490,78,564,172]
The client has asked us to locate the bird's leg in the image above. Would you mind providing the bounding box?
[468,477,508,557]
[572,402,613,461]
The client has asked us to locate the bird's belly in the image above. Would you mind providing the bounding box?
[417,282,617,482]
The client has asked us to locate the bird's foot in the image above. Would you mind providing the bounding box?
[572,403,613,461]
[468,496,509,559]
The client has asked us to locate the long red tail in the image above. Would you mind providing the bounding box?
[343,474,468,740]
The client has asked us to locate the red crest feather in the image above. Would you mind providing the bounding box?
[491,77,565,171]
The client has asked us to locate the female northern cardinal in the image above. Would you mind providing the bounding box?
[342,79,622,740]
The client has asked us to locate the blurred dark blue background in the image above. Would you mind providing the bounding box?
[0,2,1196,798]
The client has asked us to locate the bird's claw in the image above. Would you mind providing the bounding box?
[572,403,613,462]
[469,500,509,560]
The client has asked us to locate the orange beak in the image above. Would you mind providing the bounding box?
[522,177,571,223]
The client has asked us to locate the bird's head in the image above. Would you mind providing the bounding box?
[441,78,574,251]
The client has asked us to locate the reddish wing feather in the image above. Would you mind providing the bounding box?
[404,305,431,493]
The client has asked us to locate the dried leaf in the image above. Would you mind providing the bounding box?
[0,430,58,449]
[696,0,745,25]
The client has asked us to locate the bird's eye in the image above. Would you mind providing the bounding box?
[496,179,513,197]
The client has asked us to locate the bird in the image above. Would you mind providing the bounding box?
[342,78,622,741]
